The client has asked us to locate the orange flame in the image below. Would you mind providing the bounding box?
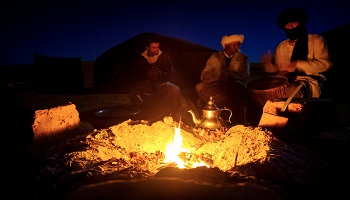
[164,124,208,168]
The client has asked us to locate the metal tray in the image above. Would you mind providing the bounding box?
[95,106,140,118]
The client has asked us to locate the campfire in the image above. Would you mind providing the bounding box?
[163,124,210,168]
[64,117,273,174]
[27,113,340,200]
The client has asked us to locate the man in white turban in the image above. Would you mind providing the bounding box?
[221,34,244,48]
[195,34,250,124]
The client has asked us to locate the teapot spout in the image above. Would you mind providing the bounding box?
[188,110,200,125]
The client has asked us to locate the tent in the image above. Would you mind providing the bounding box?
[320,22,350,103]
[33,53,85,94]
[93,32,217,95]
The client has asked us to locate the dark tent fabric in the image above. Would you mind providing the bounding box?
[34,53,85,94]
[320,22,350,103]
[93,32,217,94]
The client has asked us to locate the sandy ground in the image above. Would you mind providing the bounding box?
[2,65,350,199]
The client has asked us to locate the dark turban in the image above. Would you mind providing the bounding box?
[276,8,309,29]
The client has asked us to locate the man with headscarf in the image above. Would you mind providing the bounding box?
[195,34,250,124]
[261,8,332,98]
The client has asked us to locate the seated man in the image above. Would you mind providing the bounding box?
[128,35,181,121]
[260,8,332,98]
[196,34,250,124]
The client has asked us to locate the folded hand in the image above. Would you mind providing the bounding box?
[279,61,297,72]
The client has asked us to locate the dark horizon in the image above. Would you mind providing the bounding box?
[1,1,349,66]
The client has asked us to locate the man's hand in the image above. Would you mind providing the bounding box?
[279,61,297,72]
[260,50,273,65]
[277,61,297,76]
[260,50,279,73]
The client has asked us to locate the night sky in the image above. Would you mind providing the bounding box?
[1,0,349,65]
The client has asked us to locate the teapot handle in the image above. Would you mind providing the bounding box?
[221,107,232,123]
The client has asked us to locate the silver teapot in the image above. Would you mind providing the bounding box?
[188,96,232,130]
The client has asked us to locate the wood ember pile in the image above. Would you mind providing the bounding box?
[26,116,341,199]
[67,117,273,173]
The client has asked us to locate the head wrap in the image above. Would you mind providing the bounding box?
[276,8,309,61]
[221,34,244,48]
[276,8,309,29]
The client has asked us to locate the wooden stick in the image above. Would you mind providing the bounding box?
[280,83,304,112]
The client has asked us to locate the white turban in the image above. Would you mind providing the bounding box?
[221,34,244,48]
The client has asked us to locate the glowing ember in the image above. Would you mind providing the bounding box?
[164,124,208,168]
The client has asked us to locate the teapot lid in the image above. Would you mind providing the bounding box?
[203,96,219,110]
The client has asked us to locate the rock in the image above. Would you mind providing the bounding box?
[32,102,81,142]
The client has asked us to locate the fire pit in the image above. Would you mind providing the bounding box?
[66,118,272,172]
[22,115,343,200]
